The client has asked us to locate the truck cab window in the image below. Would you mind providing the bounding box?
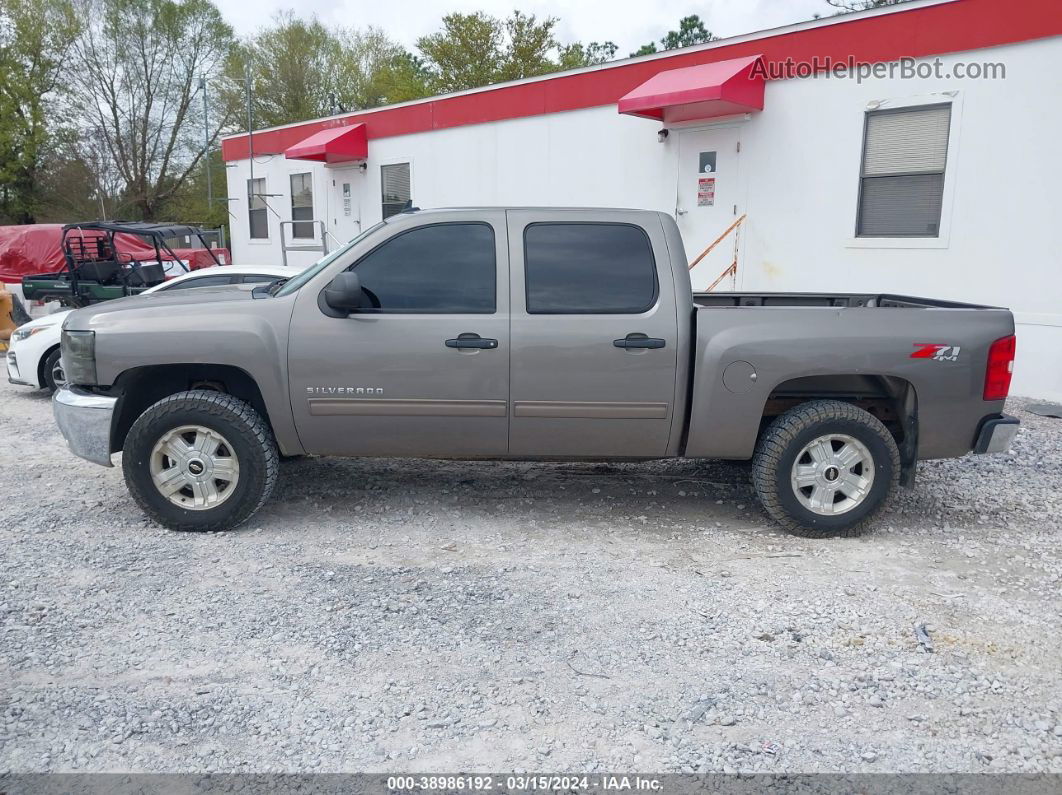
[524,223,657,314]
[350,223,495,313]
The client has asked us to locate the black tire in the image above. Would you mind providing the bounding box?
[41,347,65,393]
[122,390,279,532]
[751,400,900,538]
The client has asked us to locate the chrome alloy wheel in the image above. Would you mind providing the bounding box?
[790,433,875,516]
[149,425,240,511]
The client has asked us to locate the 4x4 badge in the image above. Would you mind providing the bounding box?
[910,343,961,362]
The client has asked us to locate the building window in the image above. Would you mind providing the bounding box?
[857,104,951,238]
[350,223,495,313]
[523,223,658,314]
[381,163,411,219]
[247,178,267,239]
[290,172,314,239]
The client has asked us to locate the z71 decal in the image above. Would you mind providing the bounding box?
[910,343,961,362]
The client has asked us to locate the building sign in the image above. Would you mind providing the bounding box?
[697,177,716,207]
[342,183,352,217]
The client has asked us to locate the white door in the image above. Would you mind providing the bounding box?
[325,167,364,250]
[674,125,746,291]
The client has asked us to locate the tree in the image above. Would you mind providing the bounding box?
[372,51,433,105]
[341,28,419,109]
[825,0,911,10]
[499,11,558,81]
[73,0,236,221]
[417,12,504,93]
[225,13,410,129]
[0,0,78,224]
[632,15,714,57]
[416,11,608,93]
[558,41,619,70]
[162,149,229,230]
[227,13,341,128]
[32,128,125,222]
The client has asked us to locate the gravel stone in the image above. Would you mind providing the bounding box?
[1,383,1060,773]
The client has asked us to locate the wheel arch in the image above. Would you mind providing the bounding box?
[760,374,918,485]
[109,363,280,455]
[751,397,902,537]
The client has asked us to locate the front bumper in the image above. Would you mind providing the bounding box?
[6,350,32,386]
[53,386,117,467]
[974,414,1020,455]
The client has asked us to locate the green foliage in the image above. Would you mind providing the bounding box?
[631,14,714,57]
[224,13,410,129]
[417,11,616,93]
[162,150,229,231]
[0,0,78,224]
[499,10,559,81]
[372,52,434,105]
[558,40,619,70]
[417,12,505,92]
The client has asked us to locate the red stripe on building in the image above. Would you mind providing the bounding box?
[221,0,1061,161]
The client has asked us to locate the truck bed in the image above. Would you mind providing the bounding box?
[693,292,999,310]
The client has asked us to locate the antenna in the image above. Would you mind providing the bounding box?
[245,69,254,184]
[199,77,212,208]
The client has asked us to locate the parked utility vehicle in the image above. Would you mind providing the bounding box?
[21,222,226,308]
[52,209,1019,536]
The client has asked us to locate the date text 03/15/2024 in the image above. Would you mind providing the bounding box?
[386,775,663,791]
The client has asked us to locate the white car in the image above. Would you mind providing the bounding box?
[6,265,298,392]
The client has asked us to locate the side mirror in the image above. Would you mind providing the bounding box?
[320,271,365,317]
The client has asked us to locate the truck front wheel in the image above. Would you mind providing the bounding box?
[751,400,900,537]
[122,390,279,532]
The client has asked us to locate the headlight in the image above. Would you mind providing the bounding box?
[11,324,54,342]
[61,329,97,386]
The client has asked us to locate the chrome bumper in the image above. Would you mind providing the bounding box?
[974,414,1020,455]
[53,386,117,467]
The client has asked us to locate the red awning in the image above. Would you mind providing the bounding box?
[284,123,368,164]
[618,55,765,124]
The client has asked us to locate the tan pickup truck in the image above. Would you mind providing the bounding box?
[52,208,1019,536]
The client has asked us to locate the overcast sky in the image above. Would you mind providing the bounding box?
[214,0,831,56]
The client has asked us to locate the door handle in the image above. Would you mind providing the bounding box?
[445,333,498,350]
[614,333,666,350]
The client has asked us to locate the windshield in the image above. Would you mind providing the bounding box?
[273,221,387,297]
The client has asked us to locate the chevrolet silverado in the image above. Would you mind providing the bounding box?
[51,208,1020,536]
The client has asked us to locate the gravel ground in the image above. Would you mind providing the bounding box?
[1,378,1060,774]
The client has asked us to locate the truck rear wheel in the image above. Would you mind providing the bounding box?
[751,400,899,537]
[122,390,278,532]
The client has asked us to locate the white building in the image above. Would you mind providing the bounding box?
[222,0,1062,400]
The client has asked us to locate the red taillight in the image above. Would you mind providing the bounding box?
[983,335,1016,401]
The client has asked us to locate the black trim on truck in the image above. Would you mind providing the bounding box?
[974,415,1020,454]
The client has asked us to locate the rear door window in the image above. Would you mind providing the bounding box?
[524,223,657,314]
